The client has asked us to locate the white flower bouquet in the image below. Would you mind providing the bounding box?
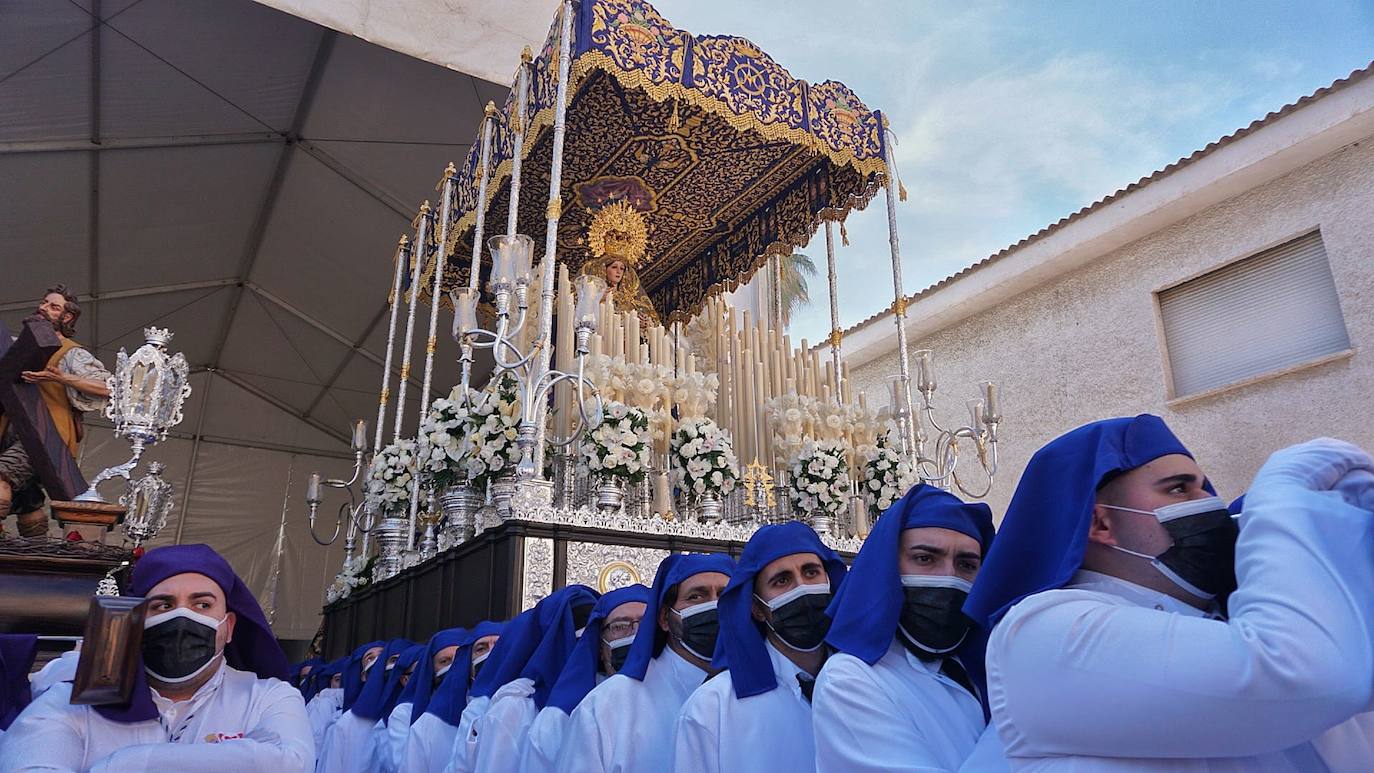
[325,554,376,603]
[670,416,739,499]
[463,373,523,490]
[861,430,917,516]
[581,400,653,484]
[418,386,473,491]
[787,438,851,518]
[365,438,417,515]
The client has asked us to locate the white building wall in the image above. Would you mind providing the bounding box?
[847,138,1374,517]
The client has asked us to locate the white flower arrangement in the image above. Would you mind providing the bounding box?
[787,438,851,517]
[670,416,739,499]
[462,372,523,490]
[324,553,376,603]
[418,386,473,492]
[365,438,417,515]
[581,400,653,484]
[861,429,917,516]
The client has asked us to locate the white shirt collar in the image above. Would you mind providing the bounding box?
[660,645,708,695]
[764,640,815,702]
[1069,570,1216,618]
[150,660,227,731]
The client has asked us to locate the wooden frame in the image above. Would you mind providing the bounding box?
[70,596,149,706]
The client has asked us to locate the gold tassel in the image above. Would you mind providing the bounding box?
[839,221,850,247]
[899,181,908,202]
[668,98,680,132]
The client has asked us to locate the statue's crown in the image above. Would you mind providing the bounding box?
[587,200,648,267]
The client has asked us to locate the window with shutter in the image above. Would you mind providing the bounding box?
[1157,230,1350,398]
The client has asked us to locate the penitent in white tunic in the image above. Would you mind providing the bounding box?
[558,648,707,773]
[305,688,343,756]
[467,679,538,773]
[519,674,606,773]
[363,702,412,773]
[399,709,462,773]
[672,641,818,773]
[0,664,313,773]
[813,640,987,773]
[986,457,1374,772]
[316,709,377,773]
[436,694,491,773]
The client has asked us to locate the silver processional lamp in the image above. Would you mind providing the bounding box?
[76,327,191,502]
[121,461,173,547]
[305,419,371,548]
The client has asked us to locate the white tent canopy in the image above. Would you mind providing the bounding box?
[1,0,533,642]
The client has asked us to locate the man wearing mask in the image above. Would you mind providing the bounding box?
[0,544,312,771]
[371,628,466,773]
[814,484,995,772]
[674,522,847,773]
[1,285,110,537]
[318,638,416,773]
[455,585,599,773]
[964,415,1374,770]
[558,553,734,773]
[400,622,502,773]
[522,584,650,773]
[305,659,348,754]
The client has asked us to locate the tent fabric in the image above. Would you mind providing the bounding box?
[1,0,510,641]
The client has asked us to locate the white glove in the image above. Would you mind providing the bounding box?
[1252,437,1374,492]
[1333,468,1374,512]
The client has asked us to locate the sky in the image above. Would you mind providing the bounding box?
[654,0,1374,344]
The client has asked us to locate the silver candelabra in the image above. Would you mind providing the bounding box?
[304,419,373,564]
[892,349,1003,498]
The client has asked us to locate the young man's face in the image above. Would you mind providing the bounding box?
[1093,453,1210,557]
[897,527,982,582]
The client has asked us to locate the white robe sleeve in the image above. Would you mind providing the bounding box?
[518,708,567,773]
[813,657,947,773]
[671,693,720,773]
[554,701,610,773]
[0,685,91,773]
[471,693,537,773]
[306,692,341,754]
[90,683,314,773]
[990,440,1374,760]
[399,713,457,773]
[376,704,411,773]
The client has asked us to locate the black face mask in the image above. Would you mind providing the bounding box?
[470,651,490,682]
[1106,496,1239,600]
[142,608,223,683]
[757,583,832,652]
[896,576,973,658]
[672,601,721,662]
[606,635,635,673]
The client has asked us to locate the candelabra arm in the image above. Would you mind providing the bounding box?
[74,439,147,502]
[306,500,343,545]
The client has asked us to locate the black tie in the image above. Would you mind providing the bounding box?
[939,658,977,699]
[796,674,815,703]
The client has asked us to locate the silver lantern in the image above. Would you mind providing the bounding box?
[76,327,191,502]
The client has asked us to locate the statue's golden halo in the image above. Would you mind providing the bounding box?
[586,200,649,267]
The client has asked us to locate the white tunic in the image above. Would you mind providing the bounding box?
[305,688,343,755]
[469,680,538,773]
[28,651,79,700]
[988,465,1374,771]
[0,664,313,773]
[364,702,411,773]
[399,711,460,773]
[673,642,818,773]
[519,707,570,773]
[521,673,606,773]
[315,709,376,773]
[436,695,490,773]
[813,641,987,772]
[558,649,707,773]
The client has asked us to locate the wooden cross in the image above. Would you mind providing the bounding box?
[0,318,88,502]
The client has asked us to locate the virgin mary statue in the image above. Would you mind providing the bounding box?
[580,200,660,327]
